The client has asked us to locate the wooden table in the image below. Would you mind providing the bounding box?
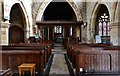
[18,63,35,76]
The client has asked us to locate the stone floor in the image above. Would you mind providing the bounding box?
[49,46,70,75]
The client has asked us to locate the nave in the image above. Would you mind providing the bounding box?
[10,46,72,76]
[2,45,119,76]
[0,1,120,76]
[13,46,119,76]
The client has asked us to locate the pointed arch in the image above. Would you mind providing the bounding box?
[9,1,31,43]
[114,1,119,22]
[36,0,82,21]
[9,0,32,42]
[90,2,111,42]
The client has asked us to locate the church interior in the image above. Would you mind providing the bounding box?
[0,0,120,76]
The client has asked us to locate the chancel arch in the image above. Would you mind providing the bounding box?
[36,0,82,21]
[35,0,83,45]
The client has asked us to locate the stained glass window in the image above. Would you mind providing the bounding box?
[107,21,110,36]
[98,13,110,36]
[103,21,107,36]
[98,20,102,36]
[97,13,110,44]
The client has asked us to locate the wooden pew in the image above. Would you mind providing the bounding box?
[7,43,52,66]
[1,46,46,75]
[66,43,119,75]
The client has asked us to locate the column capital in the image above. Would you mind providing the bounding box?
[110,22,119,26]
[1,21,10,28]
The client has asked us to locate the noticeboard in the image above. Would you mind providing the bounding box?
[101,36,110,44]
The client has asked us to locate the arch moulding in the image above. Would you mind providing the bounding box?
[36,0,83,21]
[90,2,111,43]
[10,1,31,42]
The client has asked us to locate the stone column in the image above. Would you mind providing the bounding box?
[0,21,10,45]
[76,27,80,38]
[76,27,80,44]
[25,29,30,43]
[81,24,87,43]
[110,22,120,46]
[0,0,2,70]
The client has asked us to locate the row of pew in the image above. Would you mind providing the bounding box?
[66,43,120,75]
[0,41,53,75]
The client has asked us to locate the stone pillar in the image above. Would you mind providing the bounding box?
[0,21,10,45]
[25,29,30,43]
[76,27,80,44]
[110,22,120,45]
[76,27,80,38]
[81,24,87,43]
[0,0,2,70]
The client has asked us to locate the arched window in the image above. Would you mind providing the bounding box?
[98,13,110,43]
[98,13,110,36]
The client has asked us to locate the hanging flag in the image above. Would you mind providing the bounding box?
[4,0,18,20]
[4,1,10,20]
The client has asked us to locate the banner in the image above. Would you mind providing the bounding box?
[4,0,11,20]
[4,0,18,20]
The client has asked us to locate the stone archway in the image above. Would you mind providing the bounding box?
[36,0,82,21]
[35,0,83,43]
[90,3,111,43]
[16,1,32,40]
[114,2,119,22]
[110,1,119,45]
[9,3,27,43]
[10,1,32,40]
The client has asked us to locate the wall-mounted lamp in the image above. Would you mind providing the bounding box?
[82,22,87,28]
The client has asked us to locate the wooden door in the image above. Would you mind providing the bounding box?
[9,26,24,44]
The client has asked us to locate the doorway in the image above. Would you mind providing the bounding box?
[9,26,24,44]
[54,26,63,46]
[43,2,77,46]
[9,3,25,44]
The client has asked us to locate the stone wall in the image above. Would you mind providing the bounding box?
[0,0,119,45]
[75,1,86,21]
[0,0,2,70]
[1,21,9,45]
[86,2,96,43]
[32,2,43,25]
[85,1,119,45]
[110,22,119,45]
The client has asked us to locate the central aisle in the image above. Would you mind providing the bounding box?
[49,47,70,75]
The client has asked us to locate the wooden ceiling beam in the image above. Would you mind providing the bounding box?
[36,21,83,27]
